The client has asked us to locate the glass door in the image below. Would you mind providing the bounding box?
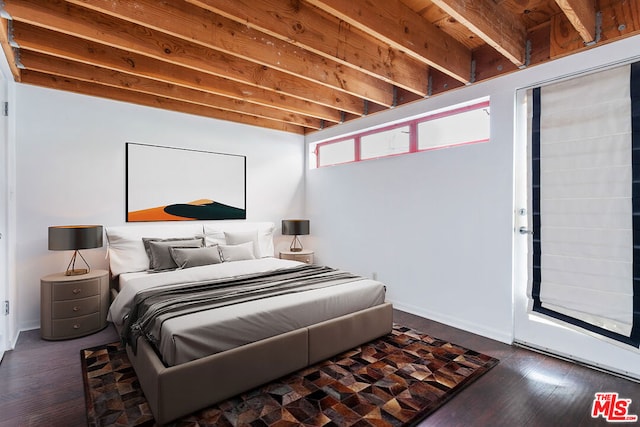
[513,64,640,380]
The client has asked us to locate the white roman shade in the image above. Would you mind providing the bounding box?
[528,62,640,346]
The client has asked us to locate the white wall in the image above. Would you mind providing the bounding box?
[306,34,640,345]
[15,85,305,331]
[306,89,515,344]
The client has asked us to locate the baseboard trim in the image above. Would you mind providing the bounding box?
[10,330,19,350]
[390,300,513,345]
[514,340,640,383]
[12,325,38,347]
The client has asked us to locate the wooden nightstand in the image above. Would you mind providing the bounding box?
[280,249,314,264]
[40,269,110,340]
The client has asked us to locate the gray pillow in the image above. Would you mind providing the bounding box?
[143,237,204,271]
[170,246,222,269]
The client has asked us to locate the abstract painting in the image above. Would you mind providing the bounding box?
[126,143,246,222]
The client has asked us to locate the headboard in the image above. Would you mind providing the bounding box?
[105,221,275,276]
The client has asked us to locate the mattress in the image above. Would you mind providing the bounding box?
[108,258,386,366]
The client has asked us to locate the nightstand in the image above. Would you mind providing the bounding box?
[280,249,314,264]
[40,269,109,340]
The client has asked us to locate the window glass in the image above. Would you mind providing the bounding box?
[317,139,355,167]
[361,126,410,159]
[309,99,490,168]
[418,107,490,150]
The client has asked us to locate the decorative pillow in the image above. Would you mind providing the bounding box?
[224,230,259,258]
[142,237,203,262]
[169,246,222,269]
[143,237,204,272]
[203,222,275,258]
[219,242,256,262]
[105,224,204,276]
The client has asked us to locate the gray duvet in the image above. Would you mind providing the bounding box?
[109,258,387,366]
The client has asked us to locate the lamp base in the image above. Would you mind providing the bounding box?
[65,250,91,276]
[65,268,88,276]
[289,235,304,252]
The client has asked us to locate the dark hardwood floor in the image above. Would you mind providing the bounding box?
[1,310,639,426]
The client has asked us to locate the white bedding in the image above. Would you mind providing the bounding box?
[108,258,386,366]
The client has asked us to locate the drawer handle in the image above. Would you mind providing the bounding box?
[73,324,80,329]
[73,306,80,312]
[72,288,82,294]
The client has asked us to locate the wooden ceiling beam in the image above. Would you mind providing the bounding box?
[10,21,342,123]
[302,0,472,82]
[430,0,528,66]
[554,0,597,44]
[20,70,305,133]
[65,0,395,107]
[0,1,633,136]
[549,0,640,59]
[1,0,366,115]
[0,19,21,80]
[19,50,324,129]
[186,0,431,94]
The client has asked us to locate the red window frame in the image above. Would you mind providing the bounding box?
[314,100,490,168]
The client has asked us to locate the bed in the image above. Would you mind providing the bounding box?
[105,221,393,425]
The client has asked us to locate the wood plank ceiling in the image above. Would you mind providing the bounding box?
[0,0,638,134]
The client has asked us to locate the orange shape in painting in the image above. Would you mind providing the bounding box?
[127,199,213,222]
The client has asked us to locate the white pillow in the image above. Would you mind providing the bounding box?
[219,242,256,262]
[224,230,259,257]
[203,222,275,258]
[105,224,204,276]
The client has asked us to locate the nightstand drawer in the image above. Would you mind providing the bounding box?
[52,295,100,319]
[292,253,313,263]
[52,278,101,300]
[280,251,314,264]
[51,313,101,338]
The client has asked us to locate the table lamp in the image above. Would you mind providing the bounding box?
[281,219,310,252]
[48,225,104,275]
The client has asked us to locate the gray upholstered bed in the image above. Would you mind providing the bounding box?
[105,222,393,424]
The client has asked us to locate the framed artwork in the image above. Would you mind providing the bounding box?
[126,143,246,222]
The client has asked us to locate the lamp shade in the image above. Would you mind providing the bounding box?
[281,219,310,236]
[48,225,104,251]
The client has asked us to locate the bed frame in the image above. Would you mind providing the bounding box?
[126,302,393,425]
[105,222,393,424]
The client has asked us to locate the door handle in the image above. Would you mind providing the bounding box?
[519,227,533,235]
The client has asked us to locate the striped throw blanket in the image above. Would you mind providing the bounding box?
[122,264,363,359]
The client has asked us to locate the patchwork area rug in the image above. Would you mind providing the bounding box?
[81,325,498,426]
